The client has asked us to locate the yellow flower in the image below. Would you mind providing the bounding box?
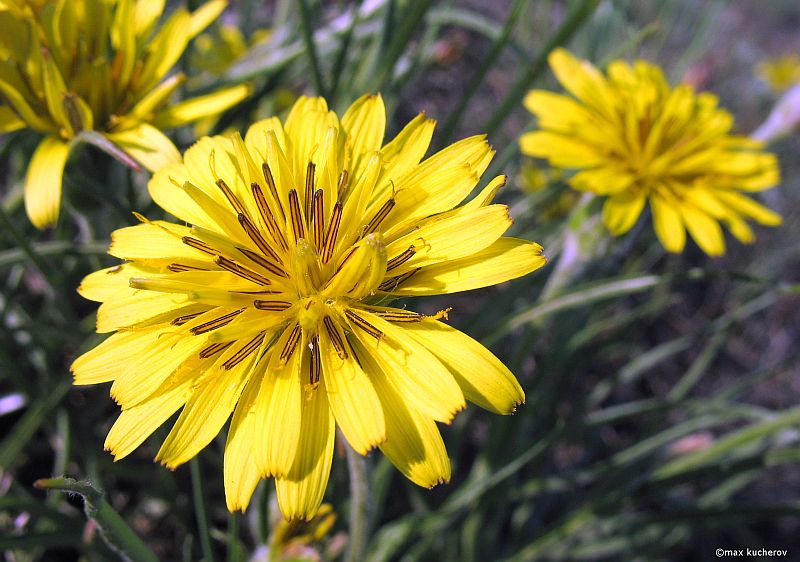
[520,49,781,256]
[0,0,250,228]
[71,94,546,520]
[757,54,800,94]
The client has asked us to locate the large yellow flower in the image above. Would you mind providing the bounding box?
[0,0,250,228]
[72,94,546,520]
[520,49,781,256]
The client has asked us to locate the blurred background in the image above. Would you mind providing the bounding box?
[1,0,799,560]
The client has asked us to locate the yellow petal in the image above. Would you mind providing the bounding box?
[400,319,524,414]
[390,135,493,225]
[548,48,617,118]
[320,330,385,455]
[78,262,162,302]
[352,339,450,488]
[570,167,635,195]
[105,123,181,172]
[152,84,251,128]
[602,189,646,235]
[348,310,465,423]
[134,9,191,93]
[385,204,512,274]
[378,112,436,185]
[275,384,335,521]
[72,330,157,385]
[388,237,546,296]
[716,191,782,226]
[255,336,303,478]
[463,175,507,210]
[96,291,189,333]
[0,105,24,133]
[650,192,685,253]
[129,74,186,121]
[134,0,166,37]
[224,376,263,512]
[156,340,259,468]
[523,90,594,131]
[108,221,200,263]
[24,136,71,229]
[342,93,386,174]
[187,0,227,38]
[681,204,726,256]
[105,377,192,460]
[519,131,602,168]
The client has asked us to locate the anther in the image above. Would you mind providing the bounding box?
[167,263,208,273]
[223,332,265,370]
[322,316,348,359]
[337,170,349,198]
[385,245,416,272]
[312,190,325,252]
[253,299,293,311]
[251,182,288,251]
[237,213,284,265]
[182,236,217,255]
[199,341,232,359]
[172,311,204,325]
[288,189,305,242]
[345,310,384,340]
[363,198,395,236]
[309,336,321,384]
[215,256,273,286]
[305,162,316,222]
[216,178,247,216]
[378,268,420,292]
[279,323,302,363]
[237,247,288,278]
[322,201,343,264]
[261,162,285,221]
[190,308,244,335]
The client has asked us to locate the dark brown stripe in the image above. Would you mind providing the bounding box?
[215,256,272,286]
[288,189,305,242]
[312,190,325,252]
[309,336,321,384]
[261,163,285,221]
[190,308,244,335]
[363,198,395,236]
[251,182,288,252]
[182,236,217,256]
[216,178,247,216]
[199,341,232,359]
[279,323,302,362]
[237,213,283,265]
[345,310,384,340]
[305,162,316,222]
[172,311,204,326]
[322,201,342,264]
[385,245,416,272]
[167,263,208,273]
[237,247,288,279]
[253,299,293,311]
[378,268,420,292]
[370,308,424,322]
[223,332,265,370]
[323,315,348,359]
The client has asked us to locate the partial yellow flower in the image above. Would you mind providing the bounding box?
[520,49,781,256]
[0,0,250,228]
[757,53,800,95]
[72,94,546,520]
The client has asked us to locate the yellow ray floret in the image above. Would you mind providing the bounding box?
[0,0,250,228]
[72,93,547,520]
[520,48,782,256]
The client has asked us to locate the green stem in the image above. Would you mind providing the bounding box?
[0,205,56,295]
[191,458,215,562]
[298,0,328,97]
[482,0,599,139]
[345,442,370,562]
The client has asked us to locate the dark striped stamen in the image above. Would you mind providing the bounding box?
[261,163,285,220]
[378,268,420,292]
[385,246,416,271]
[305,162,316,222]
[190,308,244,335]
[223,332,265,370]
[371,308,424,322]
[253,299,293,311]
[337,170,349,198]
[312,190,325,251]
[288,189,305,242]
[309,336,321,384]
[238,247,288,279]
[167,263,208,273]
[172,311,204,325]
[237,213,283,265]
[279,323,302,362]
[345,310,384,340]
[323,316,348,359]
[251,182,288,252]
[215,256,272,286]
[363,198,395,236]
[182,236,217,255]
[322,201,342,264]
[216,178,247,216]
[199,341,232,359]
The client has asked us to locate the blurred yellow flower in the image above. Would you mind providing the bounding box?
[0,0,250,228]
[757,54,800,94]
[71,94,546,520]
[521,49,781,256]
